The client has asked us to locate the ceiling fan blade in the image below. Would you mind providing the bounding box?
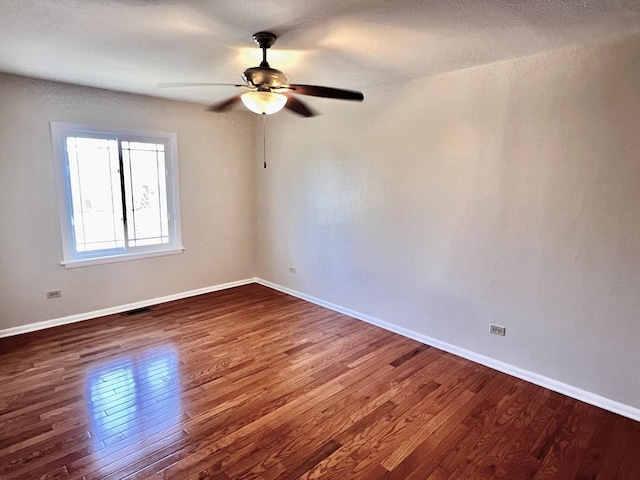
[283,94,316,117]
[207,95,242,112]
[157,82,246,88]
[285,84,364,101]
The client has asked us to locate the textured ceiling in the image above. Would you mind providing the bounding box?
[1,0,640,106]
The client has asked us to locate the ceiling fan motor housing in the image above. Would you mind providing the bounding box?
[242,67,288,88]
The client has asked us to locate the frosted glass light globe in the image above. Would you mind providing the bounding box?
[241,91,287,115]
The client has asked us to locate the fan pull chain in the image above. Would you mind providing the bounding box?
[262,112,267,169]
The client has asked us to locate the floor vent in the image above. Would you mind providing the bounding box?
[121,307,152,316]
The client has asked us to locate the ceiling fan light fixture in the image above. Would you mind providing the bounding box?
[241,91,287,115]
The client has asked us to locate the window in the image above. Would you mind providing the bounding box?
[51,123,183,268]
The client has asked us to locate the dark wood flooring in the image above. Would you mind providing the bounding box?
[0,284,639,479]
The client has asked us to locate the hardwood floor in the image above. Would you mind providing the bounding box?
[0,284,638,479]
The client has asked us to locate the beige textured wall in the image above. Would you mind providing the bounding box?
[0,73,256,329]
[256,34,640,408]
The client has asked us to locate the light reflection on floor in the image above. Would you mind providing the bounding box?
[85,346,182,466]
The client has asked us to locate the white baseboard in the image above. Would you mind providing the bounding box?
[0,278,257,339]
[256,278,640,423]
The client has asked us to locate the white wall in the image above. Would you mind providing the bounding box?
[257,34,640,409]
[0,73,256,330]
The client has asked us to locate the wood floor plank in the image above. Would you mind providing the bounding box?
[0,284,638,479]
[381,374,508,480]
[221,348,441,478]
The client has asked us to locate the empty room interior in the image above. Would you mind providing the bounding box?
[1,1,640,479]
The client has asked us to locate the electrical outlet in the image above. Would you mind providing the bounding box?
[289,267,296,274]
[489,324,506,336]
[47,290,62,299]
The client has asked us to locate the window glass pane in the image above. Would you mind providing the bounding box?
[122,141,169,247]
[66,137,125,252]
[122,141,165,152]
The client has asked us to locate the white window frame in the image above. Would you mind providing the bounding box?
[51,122,184,268]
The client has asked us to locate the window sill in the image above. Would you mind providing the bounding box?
[60,247,185,269]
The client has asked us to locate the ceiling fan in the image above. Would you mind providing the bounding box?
[161,32,364,117]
